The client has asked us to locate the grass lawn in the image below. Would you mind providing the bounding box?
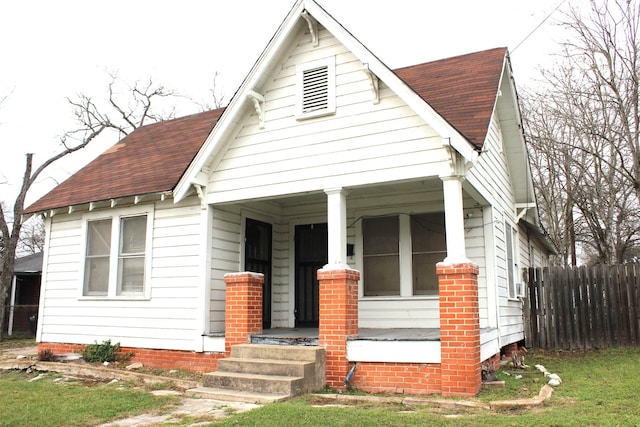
[0,370,179,427]
[0,337,36,350]
[1,343,639,426]
[213,347,640,426]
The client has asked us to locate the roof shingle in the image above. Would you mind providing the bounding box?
[25,109,222,214]
[394,47,507,149]
[24,47,507,214]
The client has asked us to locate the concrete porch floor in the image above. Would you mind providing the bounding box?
[252,328,441,342]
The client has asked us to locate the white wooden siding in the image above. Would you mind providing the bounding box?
[468,113,525,346]
[39,198,206,351]
[207,26,447,204]
[209,205,242,332]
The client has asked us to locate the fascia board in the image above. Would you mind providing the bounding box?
[174,0,308,203]
[175,0,479,202]
[305,1,478,163]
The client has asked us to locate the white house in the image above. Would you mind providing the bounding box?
[26,0,551,397]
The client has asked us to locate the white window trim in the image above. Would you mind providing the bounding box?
[79,205,154,300]
[296,56,336,120]
[355,207,445,300]
[505,220,520,300]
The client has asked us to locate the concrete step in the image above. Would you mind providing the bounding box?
[203,371,306,396]
[186,386,289,404]
[217,357,315,377]
[231,344,323,362]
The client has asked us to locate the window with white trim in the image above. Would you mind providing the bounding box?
[296,57,336,119]
[505,221,519,299]
[362,213,446,297]
[83,210,152,298]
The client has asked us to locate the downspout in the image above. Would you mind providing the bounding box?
[344,362,358,389]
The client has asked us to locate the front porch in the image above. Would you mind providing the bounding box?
[249,327,499,367]
[221,263,487,397]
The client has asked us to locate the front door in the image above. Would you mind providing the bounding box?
[295,223,328,327]
[245,218,272,329]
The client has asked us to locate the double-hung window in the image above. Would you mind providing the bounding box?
[362,212,446,297]
[83,209,152,298]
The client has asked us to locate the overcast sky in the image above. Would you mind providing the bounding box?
[0,0,572,205]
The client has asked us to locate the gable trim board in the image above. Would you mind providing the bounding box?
[28,0,550,397]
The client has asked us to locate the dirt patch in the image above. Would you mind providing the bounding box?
[0,345,260,426]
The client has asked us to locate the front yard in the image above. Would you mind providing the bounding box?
[215,347,640,426]
[1,338,639,426]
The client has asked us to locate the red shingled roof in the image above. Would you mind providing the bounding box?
[394,47,507,150]
[24,47,507,214]
[25,109,223,213]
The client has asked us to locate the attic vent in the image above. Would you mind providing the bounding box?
[296,57,335,119]
[302,66,329,113]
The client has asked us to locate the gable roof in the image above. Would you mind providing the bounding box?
[394,47,507,150]
[172,0,501,202]
[24,46,507,215]
[25,109,223,214]
[13,252,43,274]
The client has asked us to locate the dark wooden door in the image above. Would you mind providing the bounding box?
[295,223,327,327]
[245,218,272,329]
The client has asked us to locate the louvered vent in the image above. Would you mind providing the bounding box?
[301,65,329,113]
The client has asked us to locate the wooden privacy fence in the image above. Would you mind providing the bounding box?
[526,265,640,350]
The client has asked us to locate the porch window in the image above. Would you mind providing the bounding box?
[363,213,446,297]
[411,213,447,295]
[363,216,400,296]
[82,210,152,298]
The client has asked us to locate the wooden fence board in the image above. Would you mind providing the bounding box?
[525,265,640,350]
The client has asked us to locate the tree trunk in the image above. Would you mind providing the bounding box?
[0,241,17,341]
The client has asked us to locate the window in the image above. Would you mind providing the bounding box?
[505,222,518,299]
[362,213,446,297]
[82,211,151,298]
[117,216,147,295]
[84,219,112,296]
[296,57,335,119]
[363,216,400,296]
[411,213,447,295]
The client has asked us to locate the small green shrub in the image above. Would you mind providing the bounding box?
[81,340,122,363]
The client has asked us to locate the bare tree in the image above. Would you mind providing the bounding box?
[0,74,190,340]
[560,0,640,202]
[18,217,45,256]
[191,71,227,111]
[523,0,640,265]
[0,126,107,340]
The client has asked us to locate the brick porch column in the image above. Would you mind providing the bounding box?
[318,268,360,389]
[437,262,482,397]
[224,272,264,354]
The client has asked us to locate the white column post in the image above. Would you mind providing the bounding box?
[324,188,348,268]
[8,275,17,336]
[440,176,469,264]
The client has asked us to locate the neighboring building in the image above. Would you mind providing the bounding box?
[24,0,551,396]
[3,252,42,336]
